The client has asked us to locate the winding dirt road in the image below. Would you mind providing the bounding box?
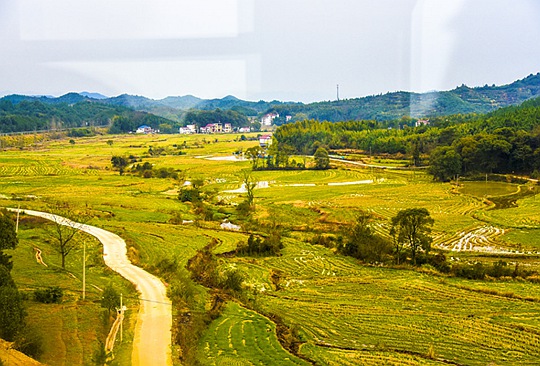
[18,209,172,366]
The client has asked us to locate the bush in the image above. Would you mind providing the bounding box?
[34,286,63,304]
[237,233,283,256]
[487,260,514,278]
[310,234,336,248]
[179,188,201,203]
[219,267,245,292]
[14,326,43,359]
[427,252,451,273]
[452,262,486,280]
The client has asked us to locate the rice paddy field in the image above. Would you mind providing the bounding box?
[1,132,540,365]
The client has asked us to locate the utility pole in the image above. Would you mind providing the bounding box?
[120,293,123,342]
[337,84,340,101]
[15,204,20,233]
[82,239,86,300]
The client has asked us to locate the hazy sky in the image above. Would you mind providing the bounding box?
[1,0,539,102]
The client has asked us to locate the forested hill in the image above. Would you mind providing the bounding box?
[272,73,540,122]
[0,98,176,134]
[100,72,540,122]
[2,72,540,126]
[272,95,540,178]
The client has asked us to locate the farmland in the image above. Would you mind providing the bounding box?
[1,132,540,365]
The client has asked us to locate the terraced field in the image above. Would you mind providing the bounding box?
[200,302,309,366]
[247,239,540,365]
[435,225,509,253]
[3,133,540,365]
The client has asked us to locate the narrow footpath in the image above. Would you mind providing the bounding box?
[18,209,172,366]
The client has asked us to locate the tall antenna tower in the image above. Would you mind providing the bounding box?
[337,84,340,101]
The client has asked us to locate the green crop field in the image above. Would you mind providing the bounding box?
[1,132,540,365]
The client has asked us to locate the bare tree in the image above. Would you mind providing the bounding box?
[243,171,258,207]
[46,203,89,269]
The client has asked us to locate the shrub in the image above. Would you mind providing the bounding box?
[219,267,245,292]
[179,188,200,203]
[487,260,514,278]
[452,262,486,280]
[14,326,43,359]
[34,286,63,304]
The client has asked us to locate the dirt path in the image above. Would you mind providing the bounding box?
[18,209,172,366]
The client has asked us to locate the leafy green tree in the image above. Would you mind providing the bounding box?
[476,134,512,173]
[340,211,392,263]
[271,142,295,168]
[245,146,263,170]
[408,139,422,167]
[243,172,257,207]
[179,187,201,203]
[101,285,120,316]
[390,208,434,265]
[0,266,15,287]
[0,286,25,341]
[428,146,462,181]
[111,156,128,175]
[313,147,330,169]
[0,211,18,270]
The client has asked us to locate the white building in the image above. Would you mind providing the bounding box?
[179,124,197,134]
[259,134,273,147]
[261,112,279,126]
[136,125,153,134]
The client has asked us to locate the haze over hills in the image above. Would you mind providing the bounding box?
[1,72,540,130]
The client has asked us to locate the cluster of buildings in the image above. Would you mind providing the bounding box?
[135,125,158,134]
[179,112,291,135]
[137,111,291,136]
[179,123,249,134]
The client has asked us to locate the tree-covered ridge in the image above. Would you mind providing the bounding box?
[273,95,540,177]
[3,72,539,125]
[0,98,176,134]
[272,73,540,122]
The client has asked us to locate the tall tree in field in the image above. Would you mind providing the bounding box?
[390,208,434,265]
[243,171,258,207]
[245,146,263,170]
[0,210,18,270]
[313,147,330,169]
[340,211,392,263]
[46,203,89,269]
[428,146,462,181]
[0,212,24,341]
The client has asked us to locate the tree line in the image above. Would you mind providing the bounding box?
[273,96,540,179]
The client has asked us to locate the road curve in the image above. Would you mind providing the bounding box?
[17,209,172,366]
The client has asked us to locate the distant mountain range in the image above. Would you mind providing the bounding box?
[2,72,540,123]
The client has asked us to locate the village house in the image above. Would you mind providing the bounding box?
[179,124,197,134]
[259,134,273,147]
[415,119,430,127]
[200,123,223,134]
[238,126,251,133]
[261,112,279,126]
[136,125,154,134]
[199,123,233,134]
